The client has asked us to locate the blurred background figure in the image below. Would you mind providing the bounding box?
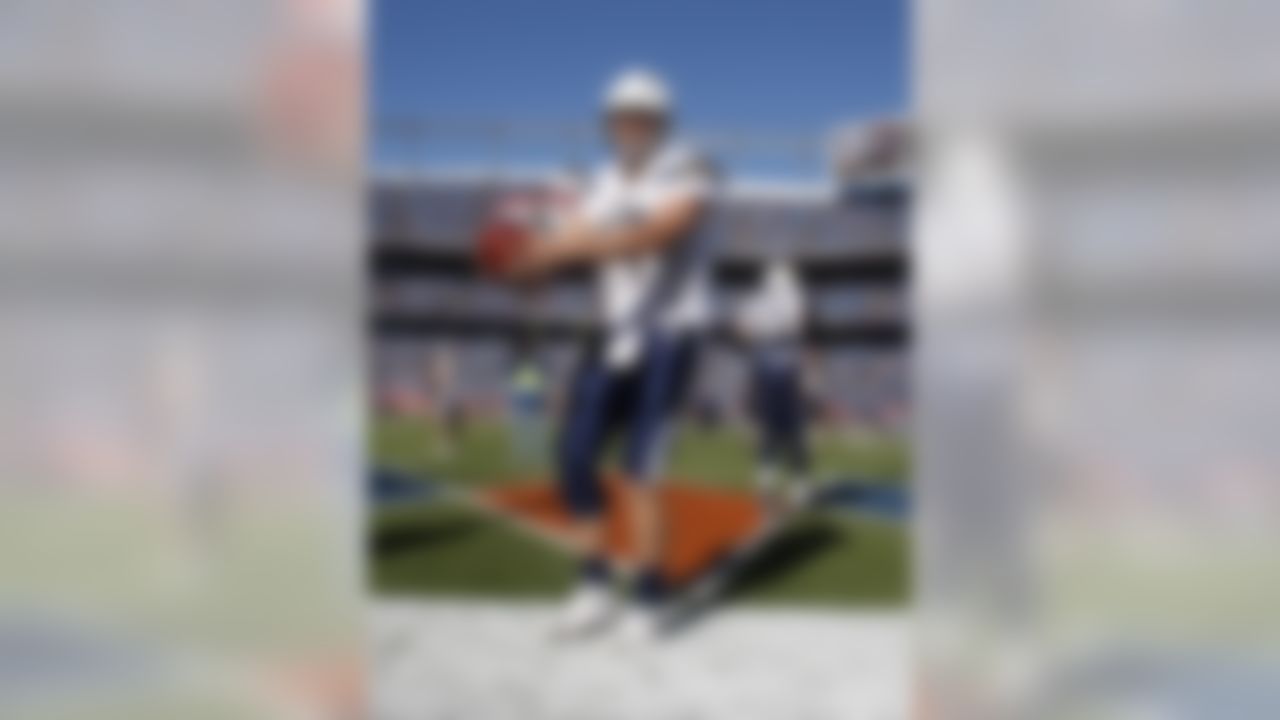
[425,343,460,461]
[507,337,548,466]
[736,258,814,511]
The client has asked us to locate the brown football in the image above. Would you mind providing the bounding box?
[474,219,531,278]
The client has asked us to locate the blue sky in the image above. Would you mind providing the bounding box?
[372,0,907,179]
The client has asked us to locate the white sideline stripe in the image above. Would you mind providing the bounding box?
[380,477,581,556]
[450,483,585,555]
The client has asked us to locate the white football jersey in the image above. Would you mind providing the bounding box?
[580,142,717,367]
[739,262,806,342]
[738,261,807,369]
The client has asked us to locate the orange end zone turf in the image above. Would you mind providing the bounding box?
[480,475,766,588]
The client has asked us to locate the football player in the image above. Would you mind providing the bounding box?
[509,67,717,641]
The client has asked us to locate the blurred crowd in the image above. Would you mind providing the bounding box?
[369,170,910,439]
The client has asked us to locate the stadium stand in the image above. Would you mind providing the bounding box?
[370,121,910,431]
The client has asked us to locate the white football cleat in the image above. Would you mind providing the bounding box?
[615,603,665,646]
[552,582,617,639]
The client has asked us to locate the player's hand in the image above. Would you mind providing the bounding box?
[504,237,557,282]
[501,235,547,280]
[507,223,594,281]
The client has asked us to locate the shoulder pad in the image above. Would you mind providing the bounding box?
[656,143,717,183]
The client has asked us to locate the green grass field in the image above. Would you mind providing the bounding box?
[369,416,911,607]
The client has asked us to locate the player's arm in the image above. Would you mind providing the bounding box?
[731,295,758,346]
[511,195,706,278]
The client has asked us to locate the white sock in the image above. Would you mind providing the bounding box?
[756,463,779,494]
